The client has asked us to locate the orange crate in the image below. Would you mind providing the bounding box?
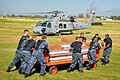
[61,37,74,44]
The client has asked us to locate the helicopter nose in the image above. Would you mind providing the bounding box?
[33,27,38,33]
[33,27,37,33]
[41,28,46,34]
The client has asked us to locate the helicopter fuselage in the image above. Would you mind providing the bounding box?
[33,21,89,35]
[33,11,95,35]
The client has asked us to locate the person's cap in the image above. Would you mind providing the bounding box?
[80,32,84,35]
[41,35,47,39]
[105,34,109,37]
[24,29,29,32]
[95,33,99,36]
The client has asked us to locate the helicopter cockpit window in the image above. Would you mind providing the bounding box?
[36,22,42,26]
[41,22,47,27]
[47,23,51,28]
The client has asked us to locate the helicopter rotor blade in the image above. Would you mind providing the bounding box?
[86,3,97,15]
[23,10,65,15]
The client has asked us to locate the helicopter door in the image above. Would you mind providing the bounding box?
[63,24,66,28]
[46,22,54,34]
[59,23,63,29]
[59,23,67,29]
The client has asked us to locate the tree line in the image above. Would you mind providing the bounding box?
[3,14,120,20]
[4,14,48,18]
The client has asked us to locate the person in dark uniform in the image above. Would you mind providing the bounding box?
[92,33,101,41]
[102,34,112,65]
[67,37,84,73]
[87,37,101,70]
[6,29,29,72]
[79,32,86,43]
[24,35,49,78]
[19,35,37,74]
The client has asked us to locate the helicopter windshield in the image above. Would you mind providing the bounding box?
[36,21,42,26]
[41,21,49,27]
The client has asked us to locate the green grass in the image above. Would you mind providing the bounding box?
[0,18,120,80]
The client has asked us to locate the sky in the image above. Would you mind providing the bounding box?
[0,0,120,16]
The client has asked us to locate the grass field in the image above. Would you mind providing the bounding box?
[0,18,120,80]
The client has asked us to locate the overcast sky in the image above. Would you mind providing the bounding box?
[0,0,120,16]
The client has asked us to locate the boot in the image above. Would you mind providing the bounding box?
[40,74,46,76]
[67,68,71,72]
[18,68,21,74]
[78,70,84,73]
[87,65,91,70]
[18,69,25,74]
[6,67,10,72]
[24,74,29,78]
[107,60,110,63]
[102,61,109,65]
[102,62,106,65]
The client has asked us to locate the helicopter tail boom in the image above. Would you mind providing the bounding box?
[87,11,95,26]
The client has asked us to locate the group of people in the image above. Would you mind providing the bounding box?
[67,32,112,73]
[6,29,49,78]
[6,30,112,78]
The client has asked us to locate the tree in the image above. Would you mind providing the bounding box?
[110,16,119,20]
[96,16,101,18]
[118,16,120,20]
[86,13,90,18]
[32,15,40,18]
[78,14,84,18]
[11,14,16,18]
[43,15,48,18]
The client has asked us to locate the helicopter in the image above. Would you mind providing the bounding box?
[32,10,95,35]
